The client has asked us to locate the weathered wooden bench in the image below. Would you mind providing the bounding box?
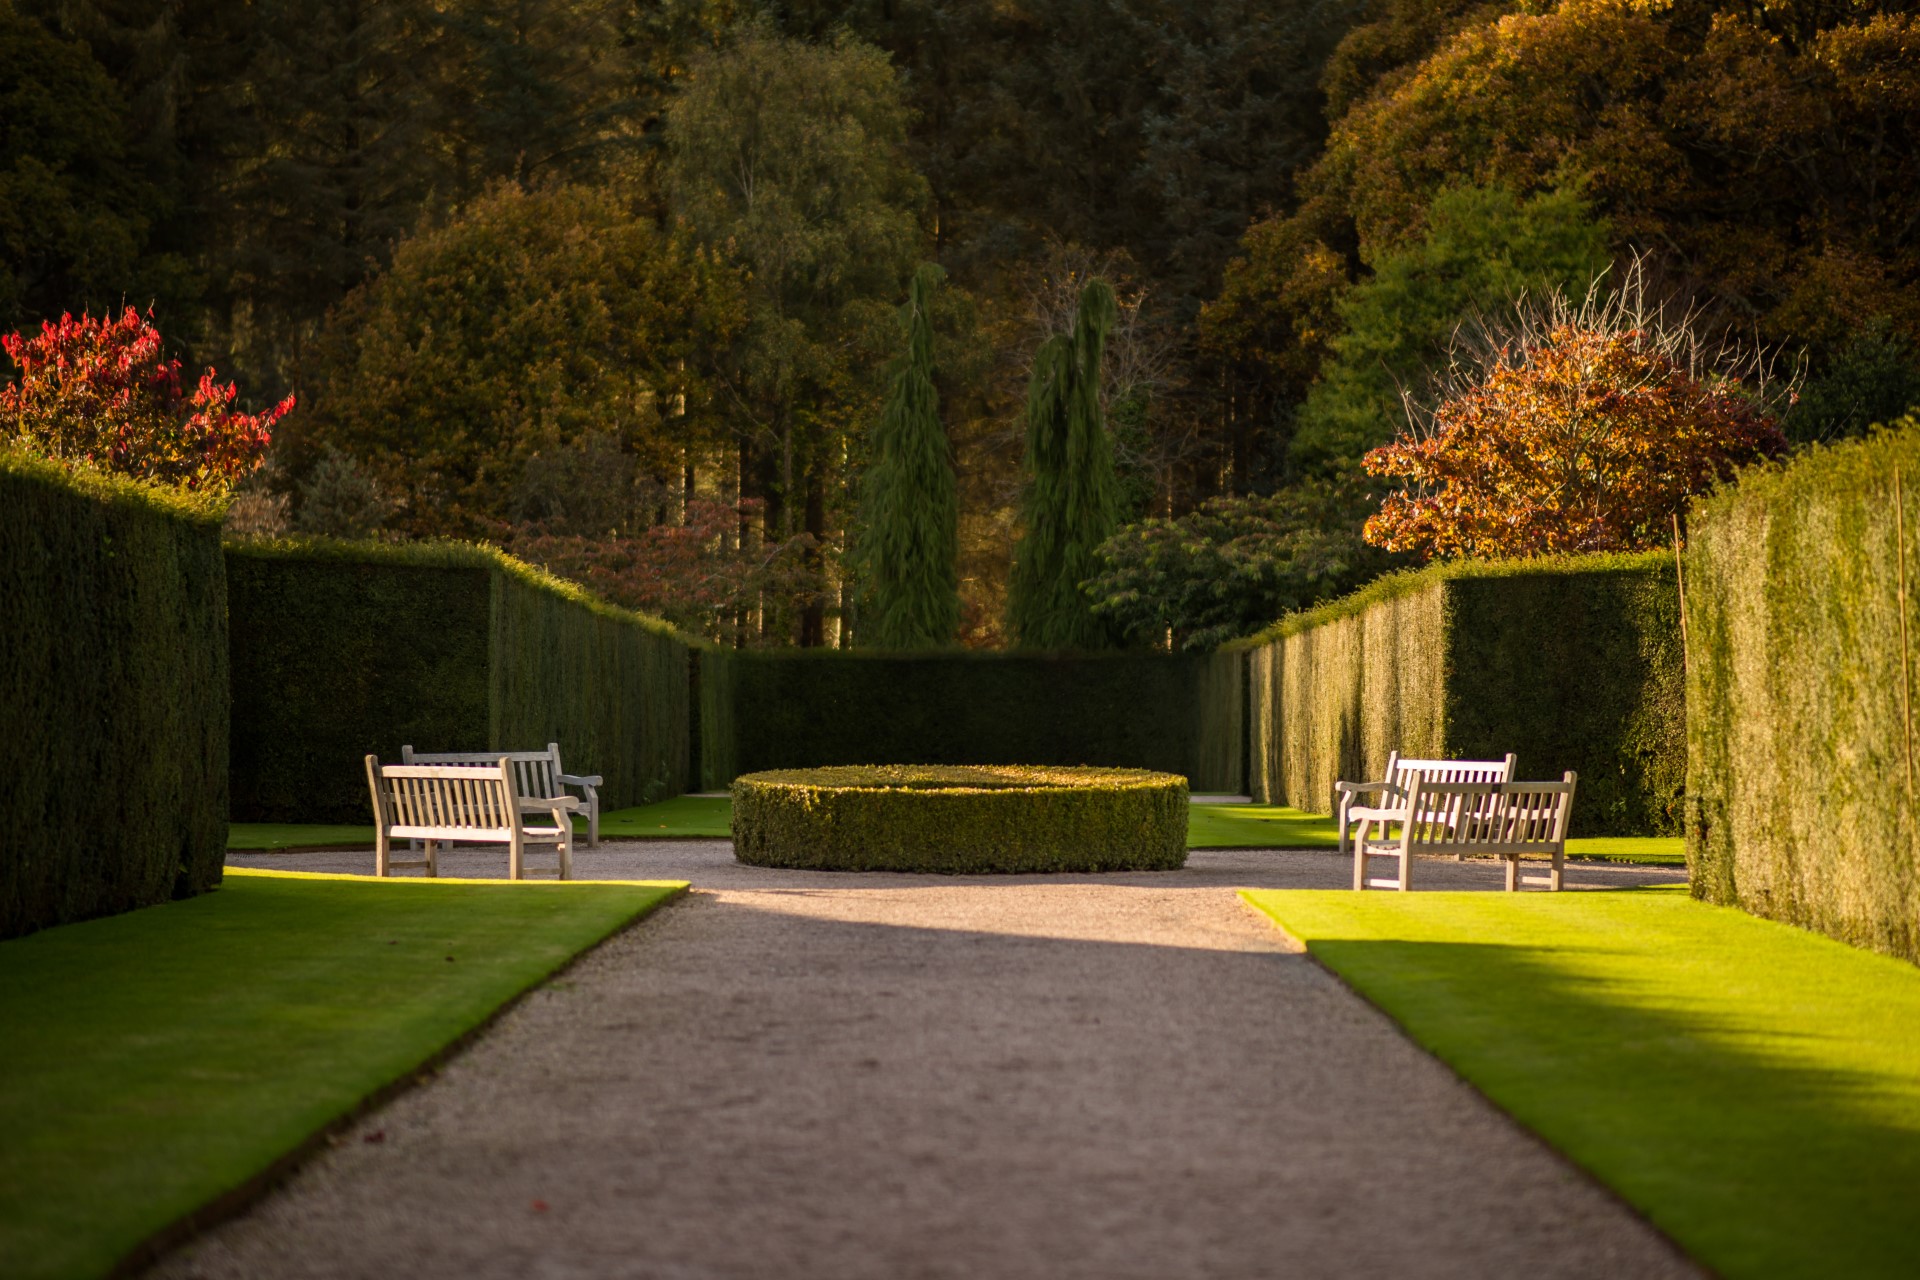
[1335,752,1518,861]
[364,756,576,880]
[1351,772,1577,892]
[402,742,603,847]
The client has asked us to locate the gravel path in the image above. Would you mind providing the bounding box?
[152,844,1696,1279]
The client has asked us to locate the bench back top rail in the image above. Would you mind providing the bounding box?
[1387,752,1517,790]
[403,743,566,803]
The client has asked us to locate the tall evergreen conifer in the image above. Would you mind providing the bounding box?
[1009,277,1121,649]
[855,264,959,648]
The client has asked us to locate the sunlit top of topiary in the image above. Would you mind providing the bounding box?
[733,765,1187,794]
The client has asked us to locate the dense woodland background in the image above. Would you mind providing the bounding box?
[6,0,1919,646]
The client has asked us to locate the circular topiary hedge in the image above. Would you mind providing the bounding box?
[731,765,1189,873]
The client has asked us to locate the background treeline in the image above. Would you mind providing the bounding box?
[7,0,1920,645]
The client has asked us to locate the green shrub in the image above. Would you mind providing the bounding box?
[0,452,228,938]
[1237,551,1683,836]
[731,765,1188,872]
[698,649,1237,790]
[1686,417,1920,962]
[227,538,692,822]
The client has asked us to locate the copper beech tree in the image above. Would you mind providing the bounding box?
[1361,273,1790,559]
[1,308,288,491]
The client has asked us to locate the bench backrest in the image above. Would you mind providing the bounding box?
[1385,751,1517,791]
[402,742,565,802]
[1384,751,1517,823]
[366,757,522,840]
[1401,773,1577,855]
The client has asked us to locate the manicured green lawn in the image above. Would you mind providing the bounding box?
[228,795,735,850]
[232,797,1686,863]
[1187,802,1342,848]
[597,794,733,838]
[0,869,684,1280]
[1563,835,1686,865]
[1189,804,1683,863]
[1241,886,1920,1279]
[226,822,377,850]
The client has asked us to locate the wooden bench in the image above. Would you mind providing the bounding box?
[1335,752,1517,861]
[364,756,576,880]
[1351,772,1577,892]
[402,742,603,848]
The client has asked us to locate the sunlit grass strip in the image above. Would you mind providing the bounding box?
[0,869,684,1280]
[1241,887,1920,1279]
[1185,803,1342,849]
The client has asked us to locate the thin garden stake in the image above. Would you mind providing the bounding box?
[1671,513,1690,677]
[1897,469,1916,810]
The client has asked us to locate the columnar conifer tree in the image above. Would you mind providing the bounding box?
[856,264,959,648]
[1008,277,1121,649]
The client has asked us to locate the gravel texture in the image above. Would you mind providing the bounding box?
[150,843,1696,1279]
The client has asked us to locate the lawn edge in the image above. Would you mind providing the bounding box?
[109,881,689,1279]
[1233,889,1705,1273]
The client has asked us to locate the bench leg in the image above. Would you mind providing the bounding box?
[1352,818,1370,890]
[425,839,438,878]
[1397,843,1412,892]
[376,830,390,878]
[587,797,599,850]
[1505,854,1519,892]
[1550,847,1564,892]
[560,828,574,880]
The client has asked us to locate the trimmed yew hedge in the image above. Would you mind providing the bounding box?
[1686,420,1920,962]
[697,650,1238,790]
[1,453,228,938]
[227,539,692,822]
[731,765,1189,872]
[1238,552,1684,837]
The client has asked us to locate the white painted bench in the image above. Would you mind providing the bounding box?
[402,742,602,847]
[364,756,576,880]
[1335,752,1517,861]
[1351,773,1578,892]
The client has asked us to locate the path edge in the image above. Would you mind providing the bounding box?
[111,883,690,1279]
[1233,889,1706,1277]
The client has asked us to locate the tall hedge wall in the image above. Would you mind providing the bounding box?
[698,649,1239,791]
[1686,422,1920,962]
[1,453,228,939]
[1239,552,1684,837]
[227,539,691,822]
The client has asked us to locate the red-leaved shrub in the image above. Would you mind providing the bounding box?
[1,308,290,491]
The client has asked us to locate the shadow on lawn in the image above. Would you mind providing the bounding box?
[1308,936,1920,1280]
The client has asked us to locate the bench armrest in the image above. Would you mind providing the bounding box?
[557,773,603,788]
[1335,780,1403,798]
[520,795,580,813]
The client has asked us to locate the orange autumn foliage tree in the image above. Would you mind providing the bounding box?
[1362,290,1789,558]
